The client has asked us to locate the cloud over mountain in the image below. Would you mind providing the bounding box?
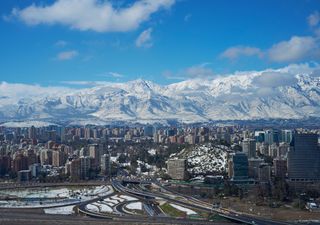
[1,64,320,124]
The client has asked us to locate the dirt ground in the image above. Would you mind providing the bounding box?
[217,196,320,221]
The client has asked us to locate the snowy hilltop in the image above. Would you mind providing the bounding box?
[0,63,320,125]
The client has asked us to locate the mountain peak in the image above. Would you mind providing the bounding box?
[1,65,320,124]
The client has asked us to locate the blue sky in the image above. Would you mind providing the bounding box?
[0,0,319,86]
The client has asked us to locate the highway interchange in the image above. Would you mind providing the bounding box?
[0,179,306,225]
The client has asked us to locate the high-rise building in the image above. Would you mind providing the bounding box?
[89,144,100,169]
[288,133,320,181]
[12,153,28,173]
[80,156,91,180]
[70,159,81,180]
[273,158,287,178]
[258,163,271,183]
[144,125,154,137]
[52,150,66,167]
[167,159,187,180]
[0,156,11,176]
[101,154,111,177]
[255,131,265,143]
[29,163,41,178]
[40,149,53,165]
[228,153,248,180]
[28,126,36,140]
[281,130,293,144]
[278,142,290,158]
[242,138,256,158]
[248,158,264,179]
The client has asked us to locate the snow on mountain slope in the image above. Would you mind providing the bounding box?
[1,64,320,124]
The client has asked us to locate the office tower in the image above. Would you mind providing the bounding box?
[268,143,278,158]
[273,158,287,178]
[28,126,36,139]
[254,131,265,143]
[264,130,275,145]
[248,158,264,179]
[167,159,187,180]
[281,130,293,144]
[228,153,248,180]
[242,138,256,158]
[144,125,154,137]
[0,156,11,176]
[258,163,271,182]
[288,133,320,181]
[278,142,290,158]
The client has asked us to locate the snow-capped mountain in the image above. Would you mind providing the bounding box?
[1,64,320,125]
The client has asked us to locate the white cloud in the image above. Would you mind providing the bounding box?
[0,82,71,102]
[185,63,214,78]
[57,50,78,60]
[253,71,298,88]
[108,72,124,78]
[98,72,124,78]
[9,0,175,32]
[55,40,67,47]
[61,80,109,86]
[308,11,320,27]
[220,46,263,60]
[164,63,214,80]
[135,28,153,48]
[268,36,318,62]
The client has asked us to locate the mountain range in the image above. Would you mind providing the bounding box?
[1,64,320,125]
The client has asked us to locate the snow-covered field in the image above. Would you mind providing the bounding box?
[44,205,75,215]
[0,185,112,209]
[86,204,99,212]
[126,202,142,210]
[120,195,138,201]
[85,195,141,215]
[170,204,197,215]
[93,202,113,213]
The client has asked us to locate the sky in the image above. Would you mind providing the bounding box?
[0,0,320,87]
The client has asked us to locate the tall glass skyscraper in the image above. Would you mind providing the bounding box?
[288,133,320,181]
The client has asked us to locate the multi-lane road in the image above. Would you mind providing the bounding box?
[110,179,292,225]
[0,179,295,225]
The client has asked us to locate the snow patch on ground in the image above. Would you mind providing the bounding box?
[170,204,197,215]
[86,204,99,212]
[119,195,138,201]
[44,205,75,215]
[126,202,142,210]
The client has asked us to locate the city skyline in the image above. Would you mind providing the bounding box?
[0,0,319,87]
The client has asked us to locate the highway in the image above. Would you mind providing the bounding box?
[0,208,234,225]
[111,179,292,225]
